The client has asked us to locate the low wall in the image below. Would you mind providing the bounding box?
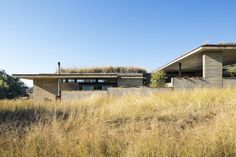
[61,87,172,100]
[223,78,236,88]
[172,77,209,89]
[62,91,107,101]
[108,87,172,96]
[172,77,236,89]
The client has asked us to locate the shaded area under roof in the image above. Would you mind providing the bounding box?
[157,44,236,72]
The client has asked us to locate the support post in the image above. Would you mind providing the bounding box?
[178,62,182,77]
[56,62,61,100]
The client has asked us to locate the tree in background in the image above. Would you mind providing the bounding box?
[150,70,166,88]
[0,70,27,99]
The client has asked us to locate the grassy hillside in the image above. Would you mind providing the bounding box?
[1,89,236,157]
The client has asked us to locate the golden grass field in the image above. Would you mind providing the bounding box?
[1,88,236,157]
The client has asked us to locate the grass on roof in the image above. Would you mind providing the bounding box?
[58,66,147,74]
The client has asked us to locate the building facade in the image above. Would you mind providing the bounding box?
[157,44,236,89]
[13,73,145,101]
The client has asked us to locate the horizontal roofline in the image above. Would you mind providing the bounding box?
[155,44,236,72]
[13,73,143,80]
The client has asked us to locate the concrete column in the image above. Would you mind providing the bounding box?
[178,63,182,77]
[202,51,223,87]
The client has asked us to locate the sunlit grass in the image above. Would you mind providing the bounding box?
[58,66,147,74]
[1,88,236,156]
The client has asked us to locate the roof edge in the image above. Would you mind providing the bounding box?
[154,46,203,72]
[154,43,236,72]
[13,73,143,80]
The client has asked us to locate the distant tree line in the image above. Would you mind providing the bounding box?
[0,70,28,99]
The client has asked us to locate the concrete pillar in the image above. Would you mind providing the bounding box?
[178,63,182,77]
[202,51,223,87]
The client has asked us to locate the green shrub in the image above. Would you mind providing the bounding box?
[150,70,166,88]
[0,70,27,99]
[227,64,236,76]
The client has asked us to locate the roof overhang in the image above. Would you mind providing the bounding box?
[13,73,143,80]
[156,44,236,72]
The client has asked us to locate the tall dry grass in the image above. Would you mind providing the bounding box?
[1,88,236,156]
[58,66,147,74]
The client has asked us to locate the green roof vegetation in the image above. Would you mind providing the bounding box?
[59,66,147,74]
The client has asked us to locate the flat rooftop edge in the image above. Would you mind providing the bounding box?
[13,73,144,79]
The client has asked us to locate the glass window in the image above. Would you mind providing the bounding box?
[77,79,85,83]
[98,79,105,83]
[68,79,75,83]
[82,85,94,91]
[62,79,67,83]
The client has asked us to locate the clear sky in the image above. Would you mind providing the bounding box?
[1,0,236,86]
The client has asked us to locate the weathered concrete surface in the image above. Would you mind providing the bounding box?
[107,87,172,96]
[32,77,144,101]
[62,91,107,100]
[171,77,209,89]
[203,52,223,87]
[61,87,172,101]
[33,79,57,101]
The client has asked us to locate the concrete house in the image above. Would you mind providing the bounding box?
[13,73,145,101]
[13,43,236,101]
[157,44,236,89]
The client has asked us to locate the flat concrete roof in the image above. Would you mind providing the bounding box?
[13,73,144,80]
[156,44,236,72]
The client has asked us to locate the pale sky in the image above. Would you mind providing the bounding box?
[1,0,236,87]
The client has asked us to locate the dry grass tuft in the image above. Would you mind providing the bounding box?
[1,88,236,156]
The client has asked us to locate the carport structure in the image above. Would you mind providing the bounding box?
[157,44,236,88]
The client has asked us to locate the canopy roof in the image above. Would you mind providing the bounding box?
[157,44,236,72]
[13,73,143,80]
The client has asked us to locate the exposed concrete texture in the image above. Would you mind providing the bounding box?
[62,86,191,100]
[32,77,144,101]
[223,78,236,88]
[171,77,209,89]
[61,88,172,101]
[62,91,107,101]
[203,52,223,87]
[117,78,143,87]
[33,79,57,101]
[107,87,172,96]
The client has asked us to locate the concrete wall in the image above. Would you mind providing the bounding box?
[171,77,236,89]
[60,88,172,101]
[62,90,107,100]
[117,78,143,87]
[107,87,172,96]
[33,77,144,101]
[33,79,57,101]
[171,77,209,89]
[223,78,236,88]
[203,52,223,87]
